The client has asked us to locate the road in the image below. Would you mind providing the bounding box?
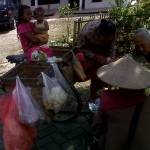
[0,16,76,74]
[0,28,21,60]
[0,28,19,75]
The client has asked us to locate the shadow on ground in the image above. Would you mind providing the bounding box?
[0,26,14,34]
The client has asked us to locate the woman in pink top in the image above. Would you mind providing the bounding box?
[17,5,53,61]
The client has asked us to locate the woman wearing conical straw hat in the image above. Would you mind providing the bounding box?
[91,55,150,150]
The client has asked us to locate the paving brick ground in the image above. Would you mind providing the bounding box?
[35,113,91,150]
[0,84,92,150]
[0,108,92,150]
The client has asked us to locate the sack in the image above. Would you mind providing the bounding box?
[13,76,45,125]
[0,93,37,150]
[42,72,68,113]
[72,51,87,81]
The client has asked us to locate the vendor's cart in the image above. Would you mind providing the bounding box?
[0,49,82,122]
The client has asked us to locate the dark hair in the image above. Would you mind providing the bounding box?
[33,7,45,17]
[97,19,116,36]
[17,5,31,26]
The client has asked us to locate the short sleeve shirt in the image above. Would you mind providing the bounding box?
[17,22,35,51]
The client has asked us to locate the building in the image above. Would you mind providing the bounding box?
[81,0,116,11]
[20,0,116,14]
[21,0,67,13]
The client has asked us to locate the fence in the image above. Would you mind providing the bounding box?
[73,13,109,45]
[73,13,150,55]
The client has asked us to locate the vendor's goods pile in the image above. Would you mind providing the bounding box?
[0,76,45,150]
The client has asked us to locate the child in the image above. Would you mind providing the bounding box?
[17,5,53,61]
[33,7,49,44]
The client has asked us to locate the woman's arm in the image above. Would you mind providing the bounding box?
[82,49,109,65]
[24,32,41,43]
[33,22,41,34]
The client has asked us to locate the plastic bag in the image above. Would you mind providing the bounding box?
[88,98,101,112]
[26,46,53,62]
[0,93,37,150]
[72,51,87,81]
[42,63,81,117]
[13,76,45,125]
[31,49,48,62]
[42,72,68,113]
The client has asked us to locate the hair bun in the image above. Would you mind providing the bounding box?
[98,19,116,35]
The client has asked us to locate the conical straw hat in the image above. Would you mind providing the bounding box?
[97,55,150,89]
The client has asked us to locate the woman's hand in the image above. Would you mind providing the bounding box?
[24,32,40,43]
[106,57,115,63]
[82,49,116,65]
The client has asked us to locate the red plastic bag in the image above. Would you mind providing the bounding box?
[0,94,37,150]
[0,93,11,122]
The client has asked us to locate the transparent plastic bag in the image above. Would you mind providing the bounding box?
[88,98,101,112]
[13,76,45,125]
[72,51,87,81]
[52,63,72,91]
[42,72,68,113]
[42,63,81,121]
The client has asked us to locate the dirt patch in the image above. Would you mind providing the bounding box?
[47,18,74,41]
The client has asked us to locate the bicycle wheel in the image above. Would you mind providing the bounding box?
[52,65,82,122]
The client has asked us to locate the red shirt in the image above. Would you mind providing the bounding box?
[101,89,145,112]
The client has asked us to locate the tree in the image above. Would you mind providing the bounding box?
[114,0,135,7]
[109,0,150,55]
[58,4,77,46]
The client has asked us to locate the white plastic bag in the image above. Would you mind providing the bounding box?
[42,63,81,115]
[13,76,45,125]
[42,72,68,113]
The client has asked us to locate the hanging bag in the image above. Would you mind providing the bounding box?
[13,76,45,125]
[42,71,68,113]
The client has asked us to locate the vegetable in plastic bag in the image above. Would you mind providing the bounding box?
[31,50,47,62]
[42,72,68,113]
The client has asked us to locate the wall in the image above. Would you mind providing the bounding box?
[21,0,68,11]
[84,0,116,10]
[21,0,30,6]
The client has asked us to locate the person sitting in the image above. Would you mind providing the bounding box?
[76,19,117,100]
[17,5,53,62]
[33,7,49,45]
[92,55,150,150]
[133,28,150,63]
